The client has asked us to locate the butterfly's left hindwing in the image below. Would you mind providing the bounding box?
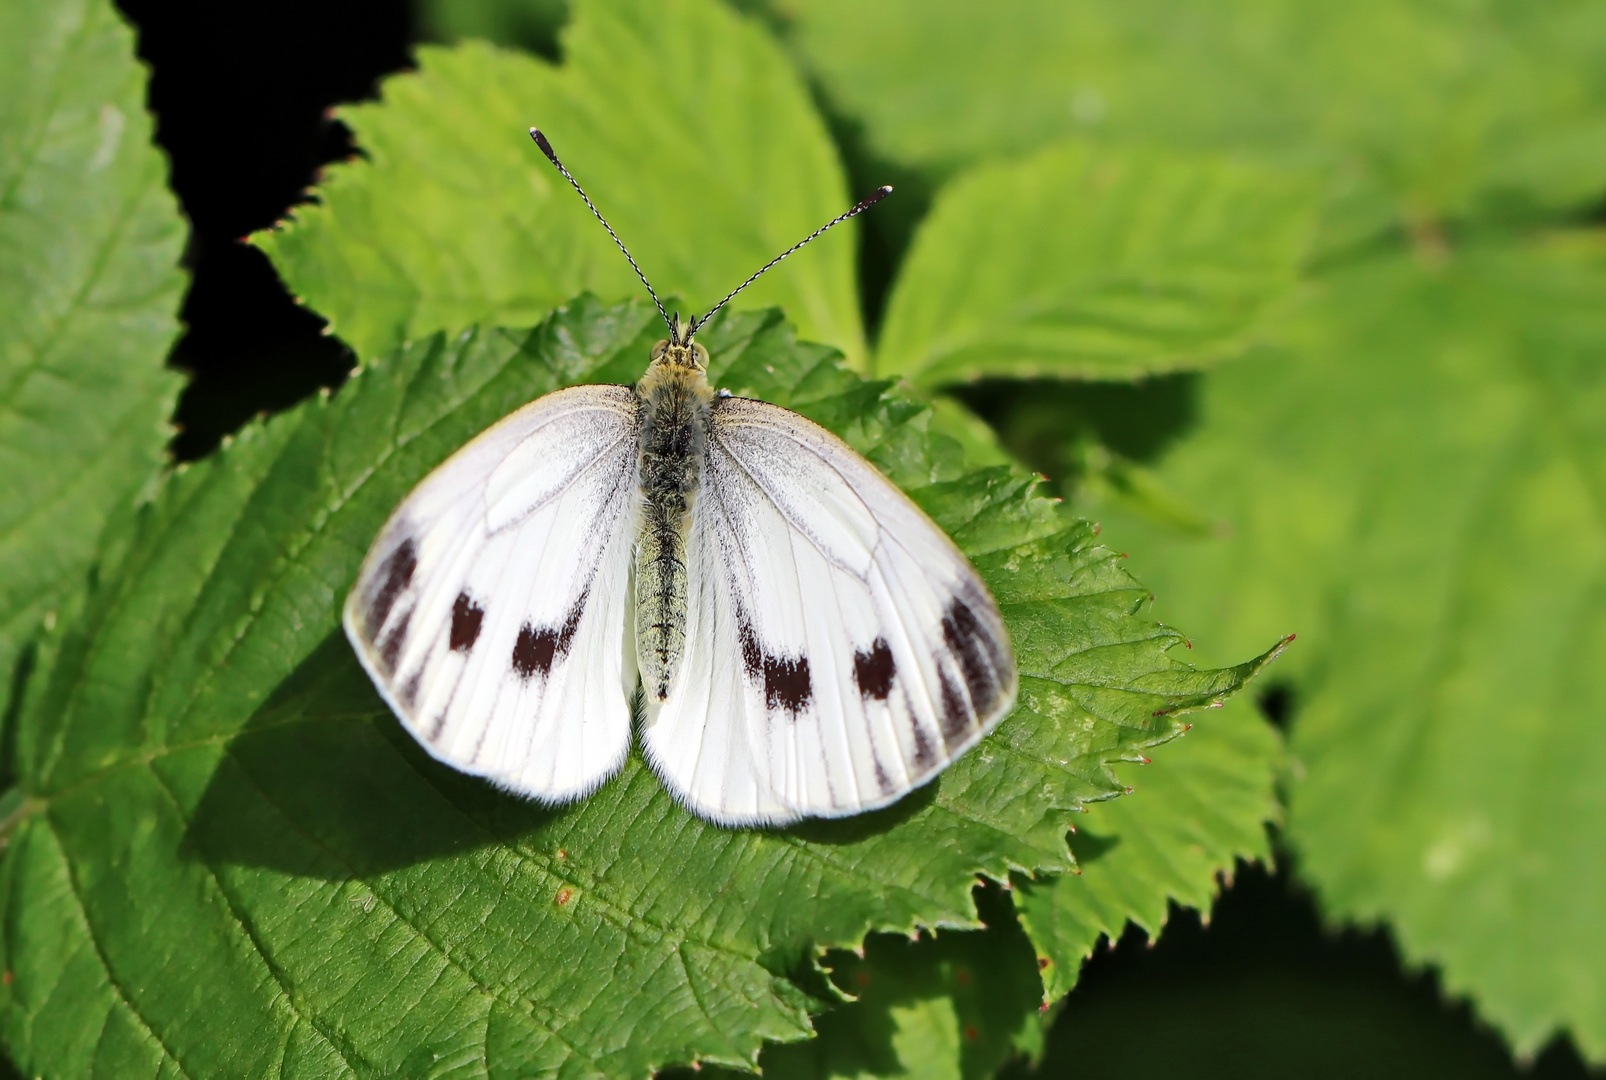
[345,384,641,803]
[642,397,1017,825]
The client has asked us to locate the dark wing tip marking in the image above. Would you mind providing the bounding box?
[872,756,895,797]
[399,669,423,710]
[450,592,485,652]
[941,596,1007,720]
[910,715,937,770]
[511,588,589,681]
[378,605,413,676]
[737,605,813,714]
[425,711,449,744]
[937,667,972,749]
[364,536,418,638]
[853,638,896,701]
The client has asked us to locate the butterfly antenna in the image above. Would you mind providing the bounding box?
[529,128,676,338]
[688,185,893,337]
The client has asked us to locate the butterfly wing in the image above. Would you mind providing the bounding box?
[345,384,641,803]
[642,396,1017,825]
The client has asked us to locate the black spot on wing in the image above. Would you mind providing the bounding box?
[736,605,813,714]
[854,638,896,701]
[937,667,972,750]
[511,588,589,681]
[378,605,412,675]
[364,537,417,638]
[942,596,1004,717]
[450,592,485,652]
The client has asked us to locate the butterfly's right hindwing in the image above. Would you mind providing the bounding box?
[345,384,641,803]
[643,396,1017,825]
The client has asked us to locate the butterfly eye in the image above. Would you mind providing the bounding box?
[651,339,670,361]
[692,343,710,369]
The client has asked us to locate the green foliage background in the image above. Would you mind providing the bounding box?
[2,0,1604,1076]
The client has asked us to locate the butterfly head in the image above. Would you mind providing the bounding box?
[650,313,710,372]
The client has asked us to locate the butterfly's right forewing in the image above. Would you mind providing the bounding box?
[345,384,641,803]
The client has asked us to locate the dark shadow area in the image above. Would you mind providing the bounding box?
[1015,858,1599,1080]
[1063,827,1120,867]
[781,778,938,844]
[167,240,355,460]
[185,633,565,877]
[1257,680,1297,733]
[116,0,413,460]
[184,631,938,879]
[730,0,940,345]
[957,374,1201,498]
[810,95,939,346]
[415,0,568,61]
[0,642,34,792]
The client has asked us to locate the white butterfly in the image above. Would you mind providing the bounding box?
[344,130,1017,826]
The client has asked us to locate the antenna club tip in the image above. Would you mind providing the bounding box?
[851,185,894,214]
[529,128,559,163]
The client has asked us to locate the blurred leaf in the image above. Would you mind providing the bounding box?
[780,0,1606,247]
[0,0,185,719]
[255,0,867,365]
[1088,235,1606,1061]
[876,142,1317,386]
[1017,696,1282,1000]
[419,0,569,58]
[0,298,1277,1077]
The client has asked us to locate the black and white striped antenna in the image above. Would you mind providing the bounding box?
[530,128,891,345]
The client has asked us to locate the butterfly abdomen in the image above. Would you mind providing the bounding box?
[635,359,714,701]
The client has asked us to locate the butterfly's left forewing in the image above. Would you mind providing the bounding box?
[345,384,641,803]
[642,397,1017,825]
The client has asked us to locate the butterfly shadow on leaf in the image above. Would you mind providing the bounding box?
[780,780,939,845]
[183,631,567,879]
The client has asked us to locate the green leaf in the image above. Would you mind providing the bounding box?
[0,0,185,718]
[874,142,1317,386]
[1017,695,1281,1000]
[255,0,867,365]
[753,886,1044,1080]
[1085,236,1606,1061]
[1,297,1277,1077]
[781,0,1606,243]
